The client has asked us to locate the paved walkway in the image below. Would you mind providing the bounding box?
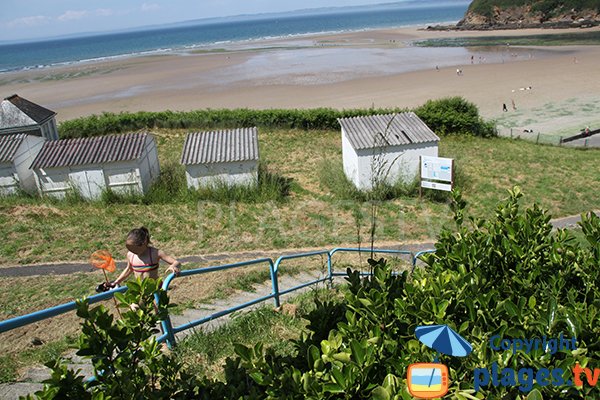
[0,211,597,399]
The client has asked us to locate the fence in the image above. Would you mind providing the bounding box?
[0,247,436,349]
[497,127,597,147]
[497,128,563,145]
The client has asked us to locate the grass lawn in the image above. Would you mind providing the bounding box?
[0,128,597,383]
[0,130,597,267]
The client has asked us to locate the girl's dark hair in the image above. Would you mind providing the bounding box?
[127,227,151,246]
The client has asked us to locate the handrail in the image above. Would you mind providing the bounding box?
[273,250,330,308]
[412,249,437,272]
[328,247,414,277]
[0,247,436,349]
[0,286,127,334]
[159,258,275,347]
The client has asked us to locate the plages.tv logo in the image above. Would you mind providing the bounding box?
[407,324,472,399]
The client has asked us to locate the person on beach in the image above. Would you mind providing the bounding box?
[112,227,181,286]
[503,103,508,112]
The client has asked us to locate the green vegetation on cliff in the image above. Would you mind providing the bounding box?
[468,0,600,19]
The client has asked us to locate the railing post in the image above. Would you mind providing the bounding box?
[159,274,177,348]
[271,260,280,308]
[327,252,333,285]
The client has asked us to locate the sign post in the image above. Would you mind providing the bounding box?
[420,156,454,196]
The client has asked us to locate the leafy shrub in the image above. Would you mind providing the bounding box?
[58,108,405,138]
[25,279,210,399]
[415,97,497,138]
[58,102,495,139]
[229,189,599,398]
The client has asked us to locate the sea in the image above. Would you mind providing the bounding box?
[0,2,470,74]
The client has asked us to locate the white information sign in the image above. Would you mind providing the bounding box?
[421,156,453,182]
[421,180,452,192]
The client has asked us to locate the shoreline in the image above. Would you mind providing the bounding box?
[2,25,600,134]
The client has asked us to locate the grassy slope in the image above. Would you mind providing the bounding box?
[0,128,598,382]
[0,130,598,267]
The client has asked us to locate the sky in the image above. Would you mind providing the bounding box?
[1,0,421,42]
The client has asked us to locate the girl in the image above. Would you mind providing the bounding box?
[113,227,181,286]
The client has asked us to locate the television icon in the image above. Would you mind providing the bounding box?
[407,363,449,399]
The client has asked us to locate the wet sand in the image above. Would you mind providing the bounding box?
[2,26,600,131]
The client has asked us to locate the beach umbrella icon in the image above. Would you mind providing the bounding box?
[411,324,472,393]
[415,324,472,359]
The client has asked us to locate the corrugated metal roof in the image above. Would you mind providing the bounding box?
[180,128,259,165]
[31,132,149,169]
[0,94,56,130]
[0,134,26,163]
[338,112,439,150]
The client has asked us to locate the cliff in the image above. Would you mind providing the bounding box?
[456,1,600,29]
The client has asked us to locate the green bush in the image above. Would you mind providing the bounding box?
[25,279,208,399]
[414,97,497,138]
[58,108,405,138]
[58,102,494,139]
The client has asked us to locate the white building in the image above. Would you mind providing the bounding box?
[0,94,59,141]
[0,134,46,195]
[181,128,259,189]
[30,132,160,199]
[338,113,439,190]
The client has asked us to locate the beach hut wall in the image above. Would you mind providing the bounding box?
[338,112,439,190]
[0,133,46,195]
[181,127,259,189]
[30,132,159,199]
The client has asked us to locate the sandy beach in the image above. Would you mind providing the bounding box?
[2,26,600,134]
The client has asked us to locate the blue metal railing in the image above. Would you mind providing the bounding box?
[0,286,127,334]
[412,249,436,272]
[0,247,435,348]
[157,258,275,345]
[272,250,330,307]
[328,247,414,277]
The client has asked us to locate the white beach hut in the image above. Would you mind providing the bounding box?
[0,94,59,141]
[181,128,259,189]
[338,112,439,190]
[30,132,160,199]
[0,134,46,195]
